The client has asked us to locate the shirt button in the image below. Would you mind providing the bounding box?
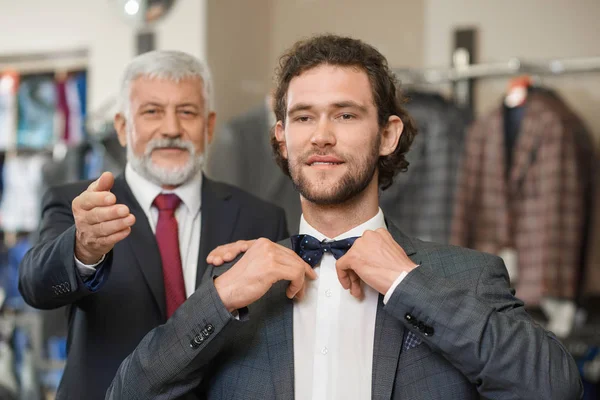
[321,347,328,355]
[325,289,332,298]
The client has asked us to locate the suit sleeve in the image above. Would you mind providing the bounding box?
[18,186,113,309]
[384,254,583,400]
[105,270,243,400]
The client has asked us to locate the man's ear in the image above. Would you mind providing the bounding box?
[114,113,128,147]
[206,111,216,144]
[274,121,288,160]
[379,115,403,157]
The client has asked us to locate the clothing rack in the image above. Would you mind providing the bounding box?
[393,56,600,85]
[394,55,600,112]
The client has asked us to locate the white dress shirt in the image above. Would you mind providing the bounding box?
[293,208,408,400]
[75,163,202,298]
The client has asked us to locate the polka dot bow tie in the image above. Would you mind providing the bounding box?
[290,234,358,267]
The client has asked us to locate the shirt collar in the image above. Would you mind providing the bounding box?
[125,162,202,215]
[298,208,387,241]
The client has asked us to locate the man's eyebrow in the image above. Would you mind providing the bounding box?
[331,101,368,113]
[287,103,314,115]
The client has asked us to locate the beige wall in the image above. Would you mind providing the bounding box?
[270,0,425,71]
[208,0,426,125]
[207,0,274,125]
[425,0,600,140]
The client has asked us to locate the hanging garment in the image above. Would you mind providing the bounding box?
[0,154,49,232]
[205,102,301,233]
[65,74,84,146]
[451,88,595,306]
[0,72,18,150]
[582,159,600,298]
[56,78,70,144]
[16,74,56,149]
[380,91,471,243]
[1,238,30,311]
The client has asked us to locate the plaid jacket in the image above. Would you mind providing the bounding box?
[451,89,595,305]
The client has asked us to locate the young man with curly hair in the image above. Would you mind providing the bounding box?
[106,35,582,400]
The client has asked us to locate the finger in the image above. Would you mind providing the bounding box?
[335,257,352,290]
[210,256,224,266]
[304,263,317,280]
[88,172,115,192]
[93,214,136,237]
[294,282,307,301]
[77,191,117,211]
[95,227,132,247]
[236,240,255,252]
[348,271,364,300]
[88,205,130,225]
[284,266,306,299]
[206,240,256,263]
[337,268,351,290]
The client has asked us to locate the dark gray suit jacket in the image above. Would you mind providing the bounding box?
[18,174,288,400]
[106,223,583,400]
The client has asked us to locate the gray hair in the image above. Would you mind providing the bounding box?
[119,50,214,119]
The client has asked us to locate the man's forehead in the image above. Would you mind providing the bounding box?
[286,64,374,111]
[130,76,204,102]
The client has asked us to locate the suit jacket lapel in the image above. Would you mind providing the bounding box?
[112,174,166,319]
[253,225,419,400]
[508,94,546,197]
[265,238,295,400]
[195,176,240,288]
[372,223,418,400]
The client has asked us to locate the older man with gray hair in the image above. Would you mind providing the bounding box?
[18,50,288,400]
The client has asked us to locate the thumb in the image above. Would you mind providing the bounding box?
[90,172,115,192]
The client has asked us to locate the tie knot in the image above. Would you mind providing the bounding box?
[153,193,181,211]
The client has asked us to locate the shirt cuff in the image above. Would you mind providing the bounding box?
[74,254,106,279]
[383,266,418,305]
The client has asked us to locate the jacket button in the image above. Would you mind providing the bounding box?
[206,324,214,333]
[404,314,413,322]
[424,326,435,336]
[201,328,209,338]
[189,335,203,349]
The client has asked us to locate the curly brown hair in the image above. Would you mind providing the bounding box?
[270,34,418,190]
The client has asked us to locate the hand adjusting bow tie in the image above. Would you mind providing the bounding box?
[291,234,358,267]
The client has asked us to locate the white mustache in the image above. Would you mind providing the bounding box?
[145,139,194,155]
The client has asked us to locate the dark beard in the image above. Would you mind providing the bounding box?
[289,136,380,206]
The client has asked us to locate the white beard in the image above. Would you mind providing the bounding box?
[127,127,205,187]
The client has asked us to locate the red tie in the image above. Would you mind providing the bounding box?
[153,193,186,318]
